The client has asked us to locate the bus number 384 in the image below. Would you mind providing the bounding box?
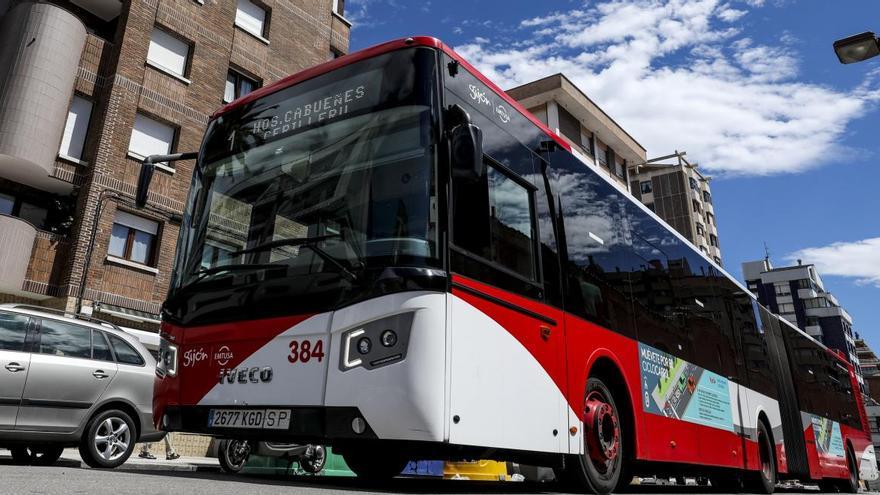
[288,339,325,364]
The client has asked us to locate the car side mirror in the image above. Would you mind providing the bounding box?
[136,162,155,209]
[448,105,484,181]
[137,152,198,209]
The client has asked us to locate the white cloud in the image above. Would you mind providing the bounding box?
[718,7,747,21]
[787,238,880,288]
[454,0,872,177]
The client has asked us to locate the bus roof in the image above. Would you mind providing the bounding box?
[211,36,571,153]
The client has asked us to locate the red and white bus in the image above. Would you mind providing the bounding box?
[152,36,877,493]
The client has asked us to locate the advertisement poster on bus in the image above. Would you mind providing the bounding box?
[811,415,845,457]
[638,343,734,432]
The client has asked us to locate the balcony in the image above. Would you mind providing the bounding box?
[0,2,87,193]
[0,215,37,295]
[70,0,123,21]
[804,325,823,337]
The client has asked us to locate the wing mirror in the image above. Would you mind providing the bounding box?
[448,105,484,181]
[136,152,198,208]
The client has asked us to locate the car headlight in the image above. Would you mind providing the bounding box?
[340,312,414,371]
[156,338,178,378]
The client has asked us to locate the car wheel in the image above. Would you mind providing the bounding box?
[218,439,251,474]
[9,445,64,466]
[341,448,407,481]
[300,445,326,474]
[837,447,859,493]
[556,377,627,495]
[78,409,136,469]
[745,421,776,494]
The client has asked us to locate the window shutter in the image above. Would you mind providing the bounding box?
[59,96,92,159]
[147,28,189,76]
[114,210,159,235]
[235,0,266,37]
[129,113,174,159]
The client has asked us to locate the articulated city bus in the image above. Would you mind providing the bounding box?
[151,36,877,493]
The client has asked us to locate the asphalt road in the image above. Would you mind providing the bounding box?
[0,460,839,495]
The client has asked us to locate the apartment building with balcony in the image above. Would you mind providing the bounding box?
[628,152,722,266]
[0,0,350,332]
[742,258,863,392]
[856,338,880,403]
[506,73,647,191]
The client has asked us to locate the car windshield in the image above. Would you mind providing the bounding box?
[170,48,439,305]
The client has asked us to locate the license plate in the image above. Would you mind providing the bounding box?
[208,409,291,429]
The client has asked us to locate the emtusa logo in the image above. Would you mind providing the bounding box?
[183,348,207,367]
[214,345,233,366]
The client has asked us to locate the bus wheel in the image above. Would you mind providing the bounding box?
[560,377,625,495]
[342,449,407,482]
[218,439,251,474]
[745,421,776,493]
[837,447,859,493]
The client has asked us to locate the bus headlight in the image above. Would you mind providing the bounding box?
[340,312,414,371]
[380,330,397,347]
[156,338,178,378]
[357,337,372,355]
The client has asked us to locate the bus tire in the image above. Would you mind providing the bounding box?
[560,377,626,495]
[837,447,859,493]
[342,449,407,481]
[745,420,776,493]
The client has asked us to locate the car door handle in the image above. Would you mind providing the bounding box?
[5,363,25,372]
[92,370,109,379]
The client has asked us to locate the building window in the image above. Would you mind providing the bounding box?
[605,148,614,170]
[59,95,92,162]
[329,47,343,60]
[689,177,698,190]
[147,27,191,79]
[558,105,581,146]
[713,256,722,265]
[614,160,625,179]
[709,233,718,247]
[582,132,594,156]
[706,212,714,225]
[332,0,344,16]
[640,181,653,194]
[109,210,159,266]
[645,202,655,212]
[129,113,176,162]
[774,282,791,296]
[696,223,704,236]
[778,303,795,314]
[702,190,712,204]
[699,245,708,254]
[235,0,269,39]
[692,199,701,213]
[224,69,260,103]
[0,192,48,228]
[596,146,607,168]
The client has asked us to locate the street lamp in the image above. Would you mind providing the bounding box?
[833,31,880,64]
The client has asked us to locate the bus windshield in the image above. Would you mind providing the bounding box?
[166,48,439,323]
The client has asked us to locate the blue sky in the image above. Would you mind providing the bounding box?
[347,0,880,350]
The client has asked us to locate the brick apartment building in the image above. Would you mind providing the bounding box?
[0,0,350,335]
[507,73,647,192]
[629,152,722,266]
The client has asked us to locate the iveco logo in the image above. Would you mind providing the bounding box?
[219,366,273,384]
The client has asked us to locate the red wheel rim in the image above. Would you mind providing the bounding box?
[584,390,620,474]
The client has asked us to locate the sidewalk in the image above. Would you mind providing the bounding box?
[59,448,221,472]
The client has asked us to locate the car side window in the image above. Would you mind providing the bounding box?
[108,335,145,366]
[92,330,114,362]
[0,312,30,352]
[38,319,92,359]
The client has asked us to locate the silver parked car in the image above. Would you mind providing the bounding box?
[0,304,164,468]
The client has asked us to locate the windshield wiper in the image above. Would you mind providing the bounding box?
[188,263,280,284]
[231,234,359,283]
